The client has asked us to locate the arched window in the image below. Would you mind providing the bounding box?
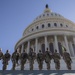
[60,24,63,27]
[47,14,49,16]
[36,26,38,29]
[54,23,57,27]
[55,13,57,16]
[51,13,53,16]
[66,25,68,27]
[32,28,34,31]
[48,23,51,27]
[42,24,44,28]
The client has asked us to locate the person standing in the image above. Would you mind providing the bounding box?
[11,50,19,70]
[0,48,3,60]
[53,49,61,70]
[2,50,11,70]
[20,50,28,70]
[63,49,72,70]
[37,50,44,70]
[28,48,36,70]
[44,48,52,70]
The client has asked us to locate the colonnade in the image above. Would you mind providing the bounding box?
[17,35,75,57]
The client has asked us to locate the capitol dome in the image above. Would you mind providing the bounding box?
[15,4,75,70]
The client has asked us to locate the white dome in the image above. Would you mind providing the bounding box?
[23,5,75,36]
[15,5,75,70]
[15,4,75,53]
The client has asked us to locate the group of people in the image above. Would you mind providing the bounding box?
[0,47,72,70]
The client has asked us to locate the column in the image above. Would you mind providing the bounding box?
[54,35,59,53]
[69,42,74,57]
[64,35,70,54]
[35,38,38,54]
[73,36,75,45]
[27,41,30,53]
[73,36,75,56]
[21,44,24,53]
[45,36,48,51]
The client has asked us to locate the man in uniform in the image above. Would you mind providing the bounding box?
[53,49,61,70]
[37,50,44,70]
[11,50,19,70]
[0,48,3,60]
[20,50,28,70]
[44,48,52,70]
[63,49,72,70]
[28,48,36,70]
[2,50,11,70]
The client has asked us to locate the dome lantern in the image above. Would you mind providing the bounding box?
[46,4,48,8]
[44,4,52,13]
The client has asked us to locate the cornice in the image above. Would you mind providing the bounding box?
[15,28,75,49]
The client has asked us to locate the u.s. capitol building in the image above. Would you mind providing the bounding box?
[15,5,75,70]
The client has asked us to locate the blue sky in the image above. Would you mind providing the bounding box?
[0,0,75,70]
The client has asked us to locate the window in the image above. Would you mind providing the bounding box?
[66,25,68,27]
[51,13,53,16]
[55,13,57,16]
[47,14,49,16]
[32,28,34,31]
[60,24,63,27]
[36,26,38,29]
[48,23,51,27]
[42,24,44,28]
[54,23,57,27]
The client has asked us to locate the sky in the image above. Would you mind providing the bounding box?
[0,0,75,70]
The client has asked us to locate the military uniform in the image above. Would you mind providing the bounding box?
[0,50,3,60]
[15,52,19,65]
[44,50,52,70]
[28,49,36,70]
[53,50,61,70]
[37,50,44,70]
[11,50,19,70]
[20,51,28,70]
[63,50,72,70]
[2,50,11,70]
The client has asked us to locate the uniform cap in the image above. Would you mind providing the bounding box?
[6,50,9,52]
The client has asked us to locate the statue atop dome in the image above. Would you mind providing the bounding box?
[46,4,48,8]
[44,4,52,13]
